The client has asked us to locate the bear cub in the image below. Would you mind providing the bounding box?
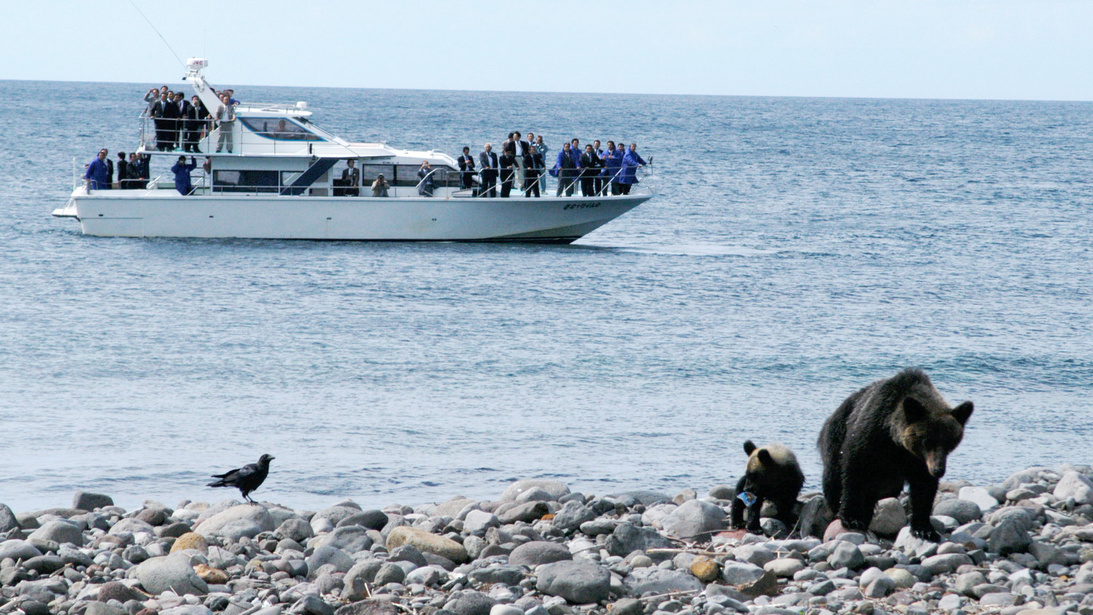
[730,440,805,534]
[818,367,973,541]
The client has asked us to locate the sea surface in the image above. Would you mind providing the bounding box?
[1,80,1091,513]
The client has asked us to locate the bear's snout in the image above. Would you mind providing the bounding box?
[924,451,947,478]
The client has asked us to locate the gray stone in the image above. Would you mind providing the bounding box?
[405,565,444,586]
[291,595,336,615]
[0,503,19,533]
[978,592,1019,607]
[864,575,894,598]
[389,544,428,568]
[868,498,907,536]
[130,553,209,595]
[509,541,572,567]
[959,487,1001,512]
[501,480,571,502]
[306,546,355,577]
[605,523,675,558]
[446,591,498,615]
[373,562,406,586]
[73,492,114,511]
[97,580,144,603]
[84,603,129,615]
[28,520,84,546]
[337,510,389,531]
[160,607,215,615]
[1054,471,1093,505]
[536,561,611,604]
[613,491,672,506]
[733,544,775,566]
[490,606,524,615]
[661,499,726,540]
[22,555,63,574]
[195,505,275,537]
[497,501,549,524]
[276,518,315,543]
[335,598,400,615]
[921,553,973,575]
[215,519,263,541]
[463,510,501,535]
[313,503,363,526]
[763,558,804,578]
[934,499,983,524]
[514,487,554,503]
[468,565,525,586]
[624,567,704,594]
[720,562,765,586]
[827,541,865,569]
[552,501,596,534]
[955,571,988,596]
[0,539,42,561]
[989,517,1032,555]
[343,561,384,601]
[937,594,964,611]
[320,526,374,554]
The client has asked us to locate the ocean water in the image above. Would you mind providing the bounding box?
[0,80,1091,513]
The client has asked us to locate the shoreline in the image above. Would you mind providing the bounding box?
[1,465,1092,615]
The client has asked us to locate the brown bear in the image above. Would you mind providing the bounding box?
[818,368,973,541]
[730,440,805,534]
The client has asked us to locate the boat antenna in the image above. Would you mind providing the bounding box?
[126,0,185,68]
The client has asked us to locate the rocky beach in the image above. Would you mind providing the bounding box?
[2,466,1093,615]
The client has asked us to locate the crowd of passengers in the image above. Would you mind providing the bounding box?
[141,85,240,154]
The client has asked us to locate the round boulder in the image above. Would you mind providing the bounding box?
[536,561,611,604]
[660,499,726,540]
[509,541,572,567]
[386,526,468,563]
[500,480,571,502]
[130,553,209,596]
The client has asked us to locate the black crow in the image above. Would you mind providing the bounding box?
[207,454,274,504]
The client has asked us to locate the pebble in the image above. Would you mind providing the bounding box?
[0,466,1090,615]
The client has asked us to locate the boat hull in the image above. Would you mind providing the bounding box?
[58,192,651,243]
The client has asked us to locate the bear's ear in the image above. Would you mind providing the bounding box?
[903,397,928,423]
[743,440,757,456]
[951,401,974,425]
[756,449,774,466]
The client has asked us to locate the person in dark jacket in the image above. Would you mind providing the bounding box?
[553,143,577,197]
[417,161,436,197]
[498,149,516,198]
[458,146,476,191]
[479,143,498,197]
[116,152,128,189]
[602,141,623,195]
[579,145,600,197]
[172,155,198,195]
[522,149,542,198]
[618,143,649,195]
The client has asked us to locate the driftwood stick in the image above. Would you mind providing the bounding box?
[645,547,727,556]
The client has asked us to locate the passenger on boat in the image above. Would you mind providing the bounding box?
[171,156,198,196]
[580,145,601,198]
[183,95,206,153]
[479,144,498,198]
[151,91,170,150]
[522,147,542,198]
[84,149,110,191]
[142,88,159,117]
[602,141,623,195]
[123,153,141,189]
[617,143,649,195]
[512,131,529,190]
[458,147,476,191]
[116,153,128,190]
[371,174,390,197]
[532,135,549,193]
[592,140,605,195]
[499,149,516,198]
[417,161,436,197]
[162,93,184,151]
[341,159,360,196]
[215,93,236,153]
[553,143,577,197]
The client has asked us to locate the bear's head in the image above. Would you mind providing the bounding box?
[896,397,974,479]
[742,440,800,493]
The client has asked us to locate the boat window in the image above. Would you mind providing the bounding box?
[213,170,279,193]
[239,117,323,141]
[362,164,394,183]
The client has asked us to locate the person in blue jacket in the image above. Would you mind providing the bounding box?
[84,149,110,191]
[601,141,624,195]
[172,155,198,195]
[552,142,577,196]
[618,143,650,195]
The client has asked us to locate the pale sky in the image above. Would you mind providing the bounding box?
[3,0,1092,101]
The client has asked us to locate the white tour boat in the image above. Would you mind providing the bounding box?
[53,59,654,243]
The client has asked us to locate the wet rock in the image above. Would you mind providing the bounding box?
[551,501,596,534]
[386,526,468,563]
[661,499,726,540]
[509,541,572,567]
[1054,471,1093,505]
[604,523,674,558]
[28,519,84,545]
[0,539,42,561]
[959,487,1001,512]
[868,498,907,536]
[536,561,611,604]
[500,480,571,502]
[934,498,983,524]
[73,492,115,511]
[130,553,209,595]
